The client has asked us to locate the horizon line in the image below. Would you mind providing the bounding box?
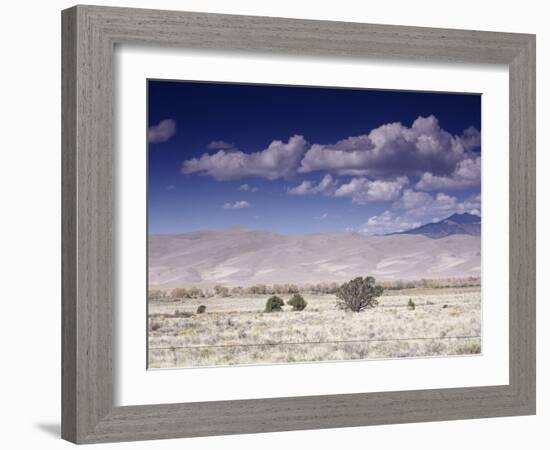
[148,212,481,237]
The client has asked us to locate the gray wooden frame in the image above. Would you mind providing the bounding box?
[62,4,536,444]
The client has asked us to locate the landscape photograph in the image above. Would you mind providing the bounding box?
[147,80,482,369]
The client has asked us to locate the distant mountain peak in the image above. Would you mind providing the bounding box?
[445,212,481,224]
[389,212,481,239]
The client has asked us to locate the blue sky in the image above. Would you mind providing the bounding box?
[148,80,481,235]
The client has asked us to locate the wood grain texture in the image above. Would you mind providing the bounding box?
[61,7,77,443]
[508,36,536,408]
[61,4,536,444]
[62,5,114,442]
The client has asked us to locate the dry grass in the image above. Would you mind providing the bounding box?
[148,286,481,368]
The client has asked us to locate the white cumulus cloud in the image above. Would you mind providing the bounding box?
[393,189,433,210]
[334,176,409,204]
[349,190,481,235]
[222,200,251,210]
[288,174,338,195]
[397,191,480,218]
[182,135,307,180]
[299,116,478,177]
[349,211,421,236]
[238,184,258,192]
[416,156,481,191]
[148,119,176,144]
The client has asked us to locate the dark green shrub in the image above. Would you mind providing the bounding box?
[407,298,416,310]
[287,293,307,311]
[336,276,383,312]
[265,296,284,312]
[196,305,206,314]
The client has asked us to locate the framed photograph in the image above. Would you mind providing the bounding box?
[146,81,485,369]
[62,5,536,444]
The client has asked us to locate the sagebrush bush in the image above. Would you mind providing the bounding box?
[265,296,284,312]
[336,276,383,312]
[287,293,307,311]
[196,305,206,314]
[149,321,161,331]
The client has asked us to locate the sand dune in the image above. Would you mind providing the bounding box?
[148,227,481,287]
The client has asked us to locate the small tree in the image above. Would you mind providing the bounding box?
[214,285,230,297]
[170,287,188,299]
[287,293,307,311]
[336,276,383,312]
[265,296,284,312]
[231,286,244,296]
[288,284,299,294]
[187,286,204,298]
[248,284,267,295]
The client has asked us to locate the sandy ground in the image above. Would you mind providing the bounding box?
[148,286,481,368]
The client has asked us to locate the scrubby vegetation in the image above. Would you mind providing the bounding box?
[287,293,307,311]
[265,296,285,312]
[146,275,482,367]
[148,284,482,368]
[214,285,230,297]
[148,277,480,303]
[380,276,480,290]
[147,289,168,301]
[248,284,299,295]
[169,286,206,300]
[336,276,384,312]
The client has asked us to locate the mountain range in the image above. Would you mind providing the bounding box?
[390,213,481,239]
[149,215,481,288]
